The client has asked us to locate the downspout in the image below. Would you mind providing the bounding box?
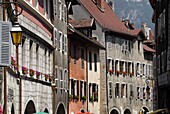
[67,2,71,114]
[3,1,7,114]
[86,46,89,112]
[105,32,109,114]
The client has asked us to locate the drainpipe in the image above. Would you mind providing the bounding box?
[105,32,109,114]
[85,45,91,112]
[3,0,7,114]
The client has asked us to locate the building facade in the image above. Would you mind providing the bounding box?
[1,0,54,113]
[53,0,68,114]
[69,0,155,114]
[68,19,104,114]
[150,0,170,111]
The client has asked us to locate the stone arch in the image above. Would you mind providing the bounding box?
[24,100,36,114]
[138,106,149,114]
[56,103,66,114]
[124,108,131,114]
[110,108,120,114]
[11,103,15,114]
[44,108,49,113]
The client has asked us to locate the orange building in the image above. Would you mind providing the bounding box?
[68,19,104,114]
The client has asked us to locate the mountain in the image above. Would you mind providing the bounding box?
[110,0,154,31]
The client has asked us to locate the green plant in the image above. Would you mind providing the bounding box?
[89,96,93,101]
[74,95,79,100]
[81,96,86,101]
[94,97,98,101]
[69,94,73,99]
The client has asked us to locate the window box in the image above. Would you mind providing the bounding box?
[69,94,73,100]
[36,71,40,79]
[22,66,28,75]
[74,95,79,100]
[108,70,114,75]
[116,70,120,76]
[45,74,49,81]
[29,69,35,77]
[89,96,93,102]
[81,96,86,101]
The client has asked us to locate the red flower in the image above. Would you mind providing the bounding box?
[123,71,127,75]
[108,69,114,74]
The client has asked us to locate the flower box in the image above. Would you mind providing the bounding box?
[116,70,120,75]
[123,71,127,76]
[108,69,114,75]
[130,72,133,77]
[45,74,49,81]
[36,71,40,79]
[81,96,86,101]
[11,56,15,66]
[89,96,93,101]
[74,95,79,100]
[29,69,35,77]
[22,66,28,75]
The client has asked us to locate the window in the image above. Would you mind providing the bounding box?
[64,6,67,22]
[74,80,79,97]
[107,59,111,71]
[60,69,63,89]
[136,63,140,76]
[74,45,76,64]
[22,37,26,67]
[109,82,112,98]
[143,87,146,99]
[59,32,62,51]
[89,51,92,70]
[81,48,84,68]
[64,35,67,53]
[58,0,61,19]
[137,87,140,99]
[80,81,86,99]
[120,61,124,74]
[54,29,58,48]
[93,84,98,101]
[140,87,143,99]
[112,60,114,74]
[62,34,65,52]
[121,84,125,98]
[36,44,39,72]
[94,53,97,71]
[129,84,133,98]
[115,60,119,75]
[138,41,140,52]
[115,83,119,98]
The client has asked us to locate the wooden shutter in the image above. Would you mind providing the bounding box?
[0,21,11,66]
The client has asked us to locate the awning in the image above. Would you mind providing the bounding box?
[149,109,168,114]
[143,44,155,53]
[33,112,48,114]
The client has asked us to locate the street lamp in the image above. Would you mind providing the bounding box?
[10,23,22,114]
[11,22,22,46]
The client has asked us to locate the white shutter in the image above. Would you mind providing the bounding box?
[54,28,58,48]
[0,21,11,66]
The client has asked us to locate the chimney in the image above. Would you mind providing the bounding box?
[108,1,114,11]
[97,0,105,11]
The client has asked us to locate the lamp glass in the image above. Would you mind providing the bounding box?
[11,31,22,45]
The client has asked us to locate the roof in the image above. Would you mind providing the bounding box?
[78,0,141,38]
[68,24,105,50]
[143,44,155,53]
[69,18,96,29]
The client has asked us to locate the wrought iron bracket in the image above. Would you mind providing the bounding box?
[0,2,23,17]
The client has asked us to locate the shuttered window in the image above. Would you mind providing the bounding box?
[0,22,11,66]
